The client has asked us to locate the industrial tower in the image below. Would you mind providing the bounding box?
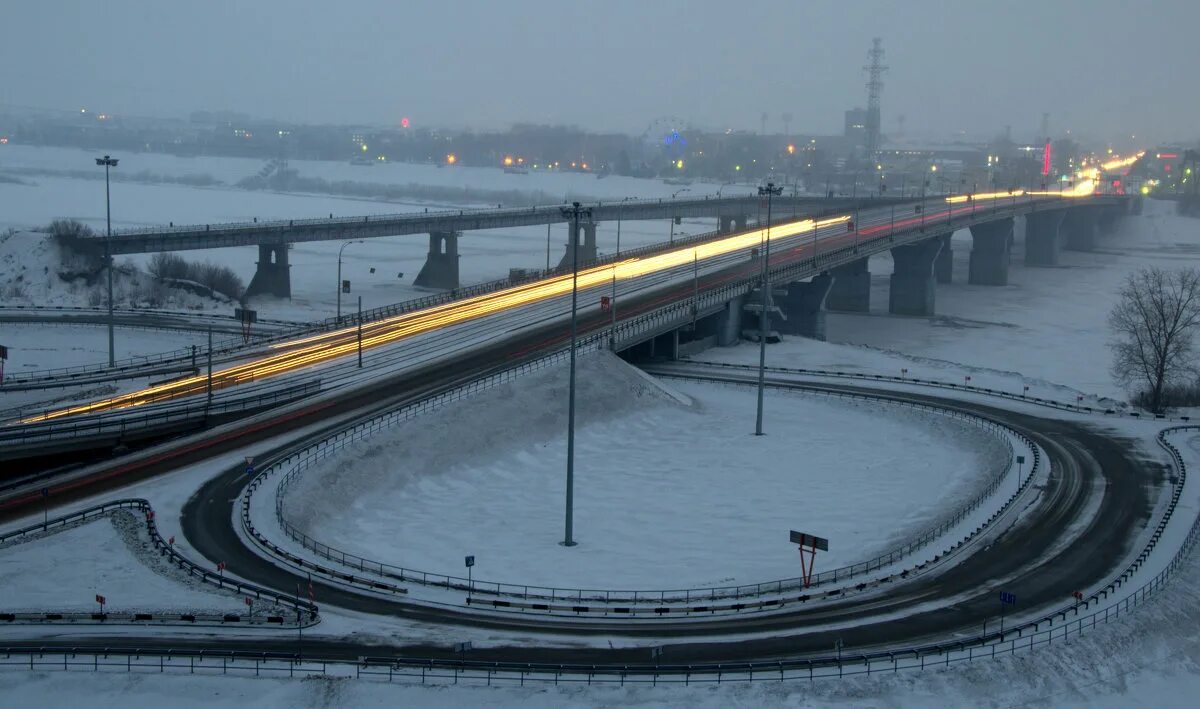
[863,38,887,162]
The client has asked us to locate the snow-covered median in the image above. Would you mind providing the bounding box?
[279,351,1008,591]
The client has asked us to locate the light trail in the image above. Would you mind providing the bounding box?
[23,215,848,422]
[17,178,1115,424]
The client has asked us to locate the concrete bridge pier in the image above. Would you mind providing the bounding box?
[889,238,943,316]
[1024,210,1066,266]
[718,214,750,233]
[716,294,746,346]
[1063,208,1100,251]
[778,273,833,340]
[413,231,461,290]
[934,233,954,284]
[245,243,291,298]
[826,257,871,312]
[1098,206,1121,234]
[558,221,597,268]
[968,218,1014,286]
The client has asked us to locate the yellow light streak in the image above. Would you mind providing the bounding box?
[24,215,848,422]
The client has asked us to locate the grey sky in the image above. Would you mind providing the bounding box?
[1,0,1196,144]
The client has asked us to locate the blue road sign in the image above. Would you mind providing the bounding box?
[999,591,1017,605]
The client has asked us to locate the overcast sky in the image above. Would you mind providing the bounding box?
[1,0,1196,144]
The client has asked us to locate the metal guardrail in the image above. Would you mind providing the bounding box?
[241,341,1036,610]
[0,379,322,448]
[1,425,1189,684]
[0,498,317,621]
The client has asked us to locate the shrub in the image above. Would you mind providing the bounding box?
[147,252,191,281]
[147,252,245,300]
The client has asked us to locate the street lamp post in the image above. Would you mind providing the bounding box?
[337,239,364,321]
[95,155,118,367]
[755,182,782,436]
[560,201,591,547]
[670,188,690,244]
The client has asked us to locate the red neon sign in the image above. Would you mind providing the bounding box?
[1042,141,1052,176]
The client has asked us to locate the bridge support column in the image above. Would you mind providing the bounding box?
[1063,208,1099,251]
[968,218,1013,286]
[1098,206,1120,234]
[778,273,833,340]
[934,233,954,284]
[245,243,291,298]
[558,221,597,268]
[732,214,749,231]
[1024,210,1066,266]
[716,295,745,346]
[889,238,943,316]
[718,215,735,233]
[413,231,461,290]
[826,257,870,312]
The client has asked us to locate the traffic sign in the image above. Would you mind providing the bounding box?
[464,555,475,568]
[342,280,351,293]
[1016,455,1025,465]
[999,591,1016,605]
[789,530,829,551]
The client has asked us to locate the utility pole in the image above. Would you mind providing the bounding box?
[560,201,591,547]
[205,327,213,419]
[96,155,118,367]
[755,182,782,436]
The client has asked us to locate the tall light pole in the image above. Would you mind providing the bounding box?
[560,201,591,547]
[95,155,118,367]
[755,182,782,436]
[337,239,364,321]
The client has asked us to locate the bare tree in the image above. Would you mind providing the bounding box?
[1109,267,1200,412]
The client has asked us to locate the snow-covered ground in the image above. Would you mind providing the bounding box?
[816,198,1200,402]
[282,351,1006,590]
[0,511,272,615]
[0,323,205,374]
[0,144,736,322]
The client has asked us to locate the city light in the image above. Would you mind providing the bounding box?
[787,144,796,155]
[503,156,514,166]
[446,153,457,165]
[400,117,410,129]
[675,159,684,170]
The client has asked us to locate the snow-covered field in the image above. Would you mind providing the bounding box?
[0,511,269,615]
[282,351,1005,590]
[0,323,205,373]
[0,144,737,322]
[817,199,1200,401]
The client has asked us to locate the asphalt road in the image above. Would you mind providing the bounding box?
[148,373,1158,667]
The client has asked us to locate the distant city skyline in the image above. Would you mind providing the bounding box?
[1,0,1196,146]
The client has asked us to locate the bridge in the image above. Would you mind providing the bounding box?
[4,185,1181,694]
[1,186,1133,462]
[70,194,903,296]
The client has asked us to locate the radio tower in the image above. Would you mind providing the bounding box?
[864,38,887,162]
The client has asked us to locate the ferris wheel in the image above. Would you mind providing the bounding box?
[639,116,692,164]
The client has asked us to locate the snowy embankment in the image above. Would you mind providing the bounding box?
[0,510,273,616]
[280,351,1006,591]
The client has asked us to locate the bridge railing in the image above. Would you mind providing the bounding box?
[0,379,322,450]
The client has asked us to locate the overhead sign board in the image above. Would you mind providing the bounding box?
[789,530,829,551]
